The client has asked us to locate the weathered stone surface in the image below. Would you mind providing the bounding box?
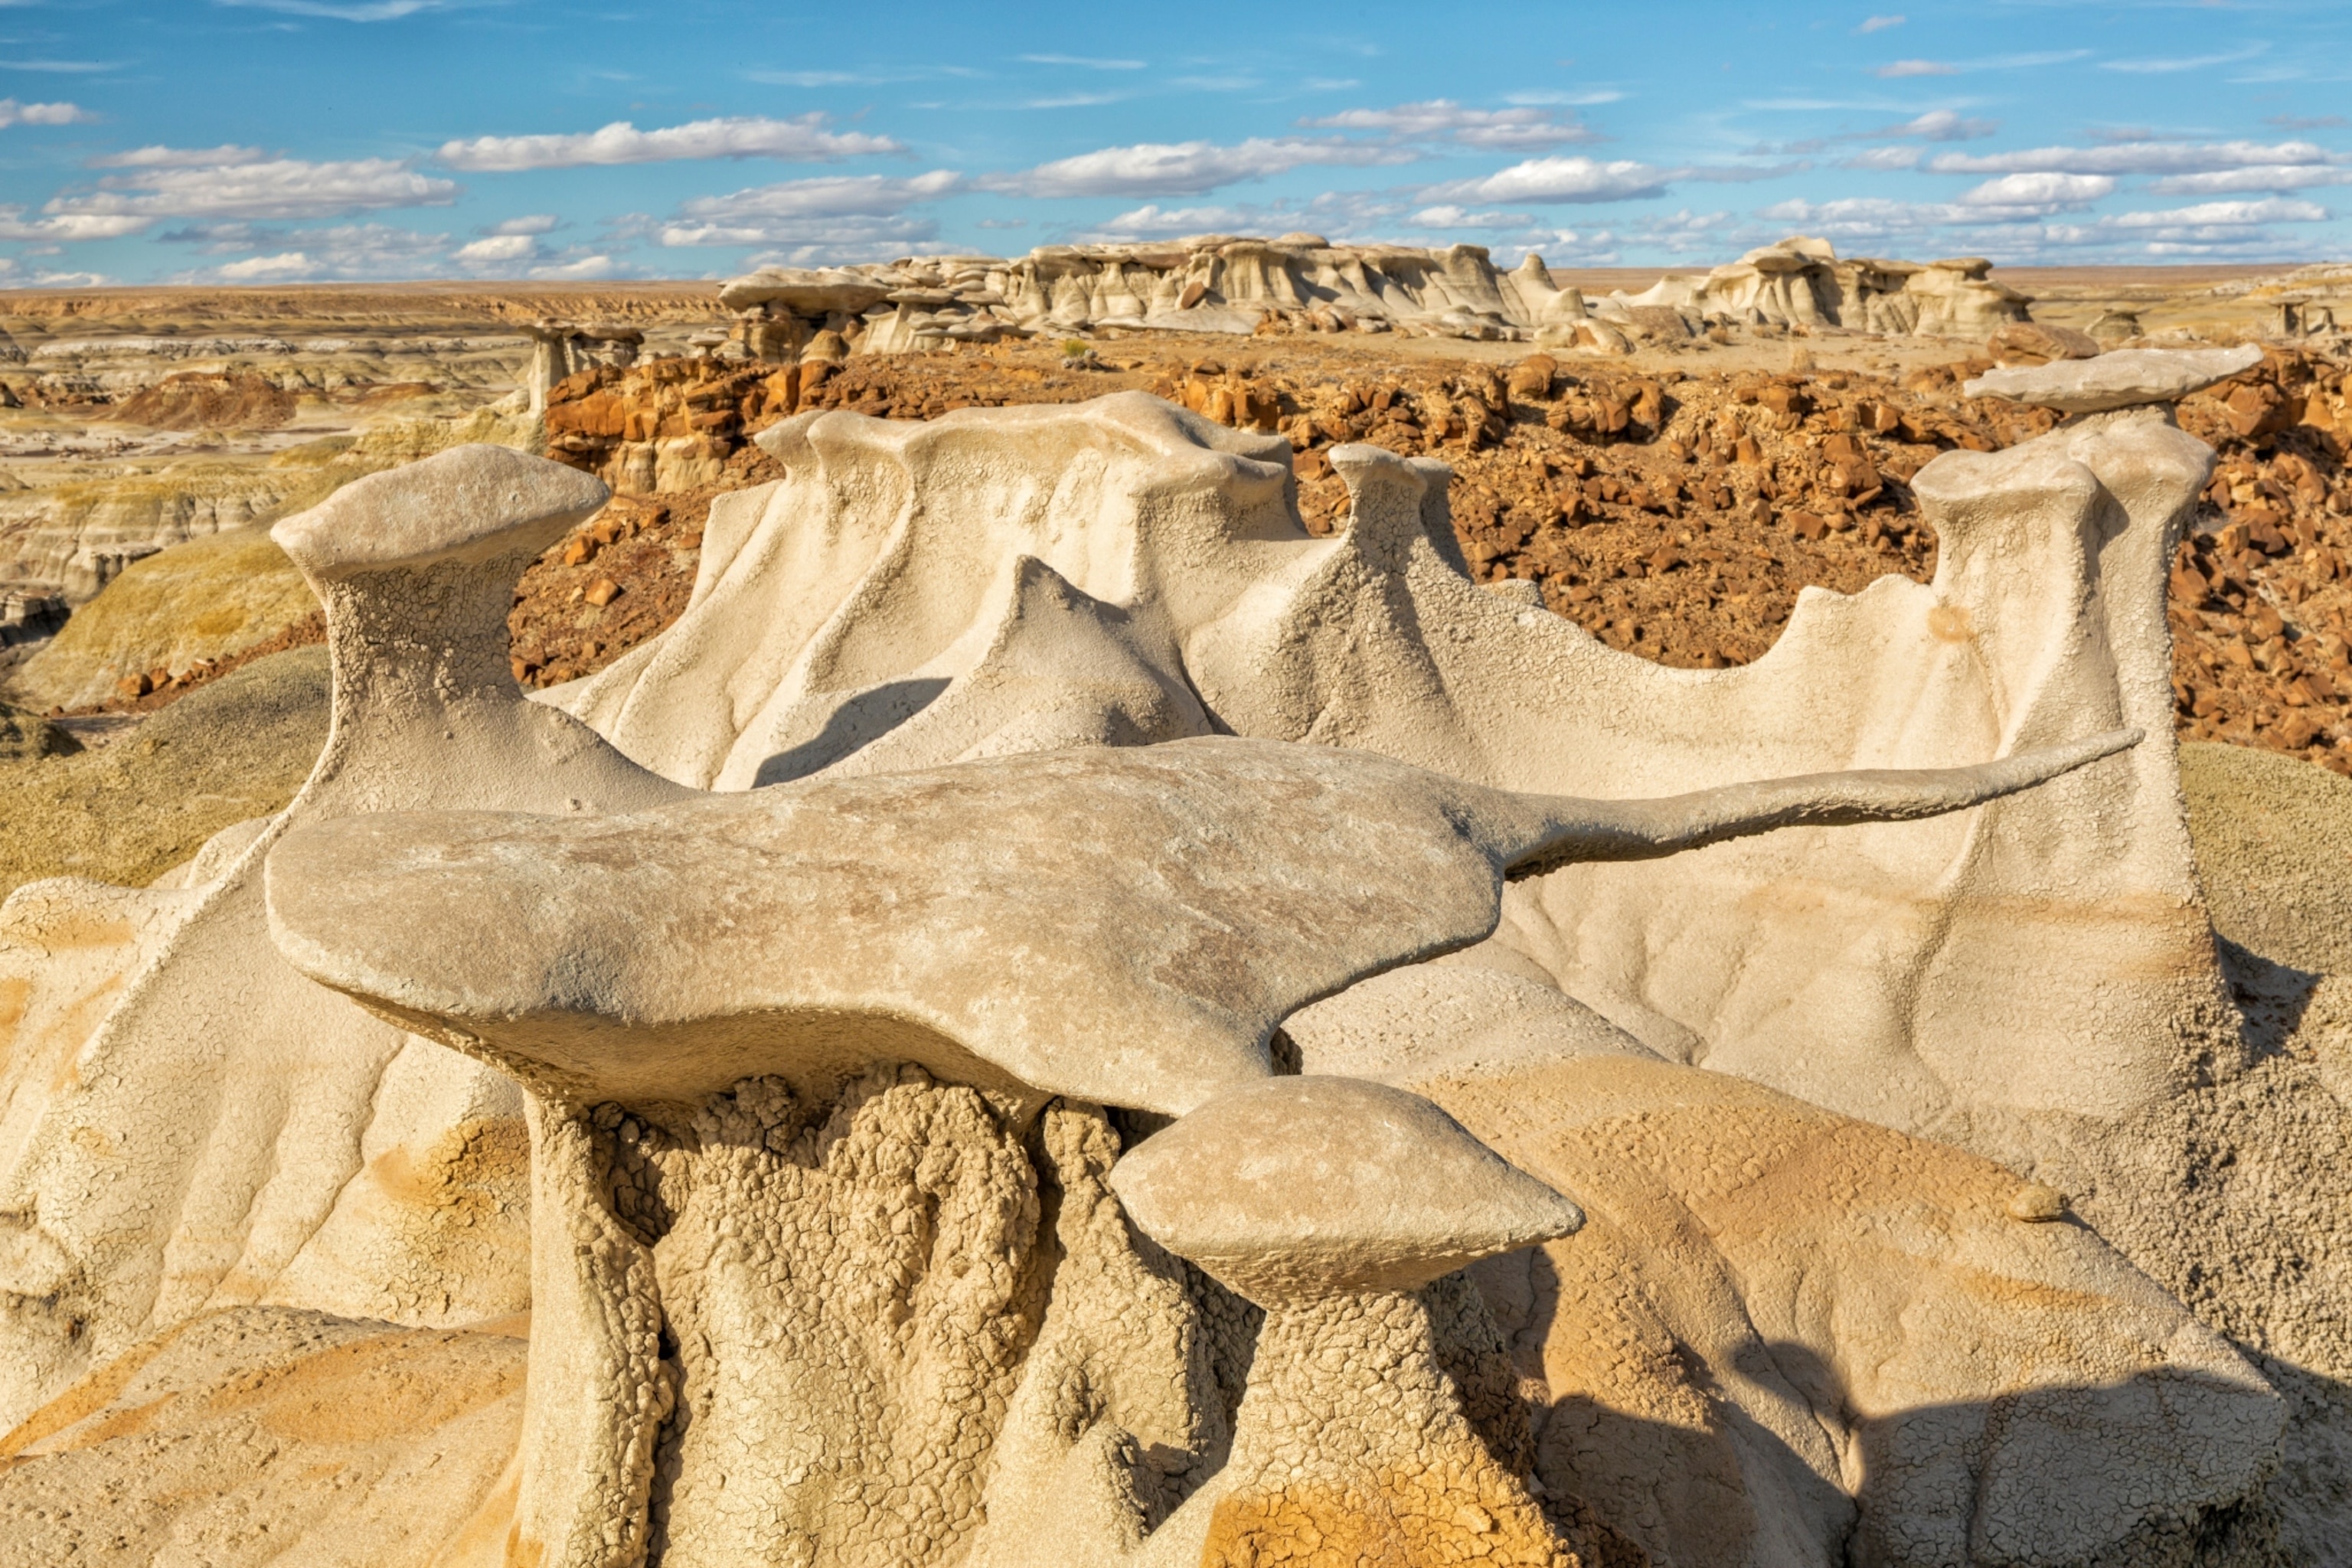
[0,702,76,760]
[1610,235,2030,338]
[1967,343,2265,413]
[0,445,684,1442]
[1989,319,2105,363]
[264,730,2125,1117]
[1108,1076,1583,1305]
[717,267,894,316]
[555,390,2216,1155]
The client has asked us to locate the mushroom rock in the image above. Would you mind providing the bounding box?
[1965,342,2265,414]
[0,445,686,1434]
[262,704,2118,1567]
[1109,1076,1584,1567]
[715,266,895,317]
[263,730,2130,1119]
[1406,1054,2286,1568]
[547,380,2227,1170]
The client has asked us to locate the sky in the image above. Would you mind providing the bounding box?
[0,0,2344,286]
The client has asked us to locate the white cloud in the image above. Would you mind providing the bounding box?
[2149,165,2352,195]
[0,207,149,240]
[214,0,497,18]
[531,253,619,280]
[488,212,558,235]
[1958,172,2115,207]
[2100,44,2267,74]
[980,137,1419,198]
[47,155,456,221]
[165,220,452,282]
[30,270,113,287]
[1856,14,1904,32]
[0,59,119,73]
[1875,60,1955,78]
[454,233,536,264]
[1407,204,1540,228]
[1299,99,1599,150]
[1870,109,1996,142]
[1929,139,2337,175]
[217,250,320,280]
[436,114,900,172]
[92,144,270,169]
[2103,198,2328,227]
[1841,146,1922,170]
[1419,155,1672,204]
[0,98,91,126]
[1020,54,1144,69]
[659,170,961,246]
[1087,202,1261,237]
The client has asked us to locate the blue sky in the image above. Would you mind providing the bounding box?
[0,0,2344,285]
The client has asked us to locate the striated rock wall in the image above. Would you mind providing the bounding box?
[718,234,2032,356]
[1610,235,2031,339]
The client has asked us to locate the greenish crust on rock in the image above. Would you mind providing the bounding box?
[0,704,79,762]
[2181,740,2352,975]
[13,528,321,712]
[0,646,326,900]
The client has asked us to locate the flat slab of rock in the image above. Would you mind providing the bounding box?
[717,268,893,316]
[1108,1075,1584,1303]
[1965,345,2263,413]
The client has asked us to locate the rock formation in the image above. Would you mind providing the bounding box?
[0,348,2330,1566]
[1608,235,2032,338]
[717,236,2037,356]
[722,237,1589,350]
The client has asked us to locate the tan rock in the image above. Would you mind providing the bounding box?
[1966,343,2265,413]
[1988,320,2104,364]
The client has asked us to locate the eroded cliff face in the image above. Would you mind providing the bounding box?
[716,233,2029,356]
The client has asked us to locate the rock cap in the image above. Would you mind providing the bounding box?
[272,444,609,577]
[1107,1075,1584,1305]
[1965,344,2264,414]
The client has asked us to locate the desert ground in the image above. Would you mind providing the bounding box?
[4,247,2352,1566]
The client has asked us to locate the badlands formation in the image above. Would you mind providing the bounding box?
[0,245,2349,1566]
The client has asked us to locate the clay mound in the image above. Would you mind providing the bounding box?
[0,1305,524,1567]
[0,645,326,900]
[2181,740,2352,975]
[107,368,299,430]
[11,527,321,711]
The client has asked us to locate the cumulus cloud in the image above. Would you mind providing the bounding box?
[658,171,961,246]
[1841,146,1923,171]
[1298,99,1599,150]
[1406,204,1543,228]
[980,136,1419,198]
[172,221,453,282]
[0,98,92,127]
[1928,139,2338,175]
[1086,203,1265,238]
[1875,60,1955,78]
[92,144,270,169]
[1958,172,2115,207]
[0,207,149,241]
[437,114,900,172]
[531,253,619,280]
[1419,155,1794,206]
[487,212,558,236]
[1419,155,1672,204]
[2103,198,2329,227]
[46,155,456,223]
[454,233,537,265]
[2150,165,2352,195]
